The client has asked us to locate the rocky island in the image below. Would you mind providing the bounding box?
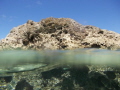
[0,17,120,90]
[0,17,120,50]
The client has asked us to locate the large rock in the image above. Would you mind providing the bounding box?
[0,17,120,50]
[1,17,120,90]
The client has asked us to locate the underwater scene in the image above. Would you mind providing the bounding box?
[0,48,120,90]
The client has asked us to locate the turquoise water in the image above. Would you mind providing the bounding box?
[0,48,120,73]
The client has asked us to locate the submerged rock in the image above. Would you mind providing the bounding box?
[0,49,120,90]
[0,17,120,50]
[0,64,120,90]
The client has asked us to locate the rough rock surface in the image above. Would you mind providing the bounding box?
[1,17,120,90]
[1,65,120,90]
[0,17,120,50]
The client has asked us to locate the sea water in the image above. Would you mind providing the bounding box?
[0,48,120,73]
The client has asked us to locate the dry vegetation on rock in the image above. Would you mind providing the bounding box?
[0,17,120,50]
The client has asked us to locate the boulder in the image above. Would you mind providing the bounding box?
[0,17,120,50]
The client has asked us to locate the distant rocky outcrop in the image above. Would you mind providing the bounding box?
[0,17,120,50]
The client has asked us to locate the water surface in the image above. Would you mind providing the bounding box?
[0,48,120,73]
